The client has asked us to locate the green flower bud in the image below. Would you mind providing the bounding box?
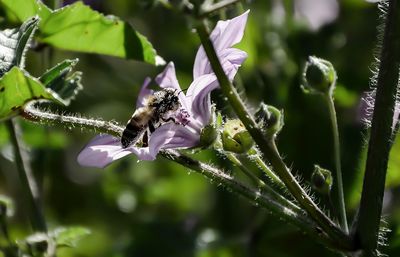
[303,56,337,95]
[255,103,284,138]
[199,123,218,148]
[311,165,333,195]
[221,119,254,154]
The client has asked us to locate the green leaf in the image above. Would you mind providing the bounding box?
[0,0,51,22]
[40,59,83,105]
[40,2,156,64]
[0,16,39,77]
[0,67,54,120]
[53,227,91,248]
[1,1,158,64]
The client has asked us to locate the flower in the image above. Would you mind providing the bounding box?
[77,11,249,168]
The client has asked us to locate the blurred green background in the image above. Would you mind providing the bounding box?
[1,0,400,256]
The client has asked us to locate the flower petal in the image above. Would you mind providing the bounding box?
[193,10,249,78]
[186,74,218,125]
[210,10,250,52]
[137,77,153,108]
[148,123,199,157]
[155,62,181,90]
[77,135,134,168]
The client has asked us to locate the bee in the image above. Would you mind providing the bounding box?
[121,88,181,148]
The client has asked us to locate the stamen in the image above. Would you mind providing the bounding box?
[175,108,191,126]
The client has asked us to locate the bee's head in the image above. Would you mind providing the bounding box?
[154,88,181,113]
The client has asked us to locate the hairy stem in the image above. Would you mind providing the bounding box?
[225,152,302,213]
[324,95,348,232]
[196,20,354,250]
[355,0,400,256]
[21,101,123,137]
[250,152,285,188]
[5,119,47,232]
[162,149,343,250]
[225,152,264,187]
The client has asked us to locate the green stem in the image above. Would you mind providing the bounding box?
[225,152,302,213]
[162,149,345,251]
[324,95,348,232]
[249,151,285,188]
[5,119,47,232]
[355,0,400,255]
[225,152,263,187]
[196,21,354,250]
[21,101,123,137]
[199,0,243,17]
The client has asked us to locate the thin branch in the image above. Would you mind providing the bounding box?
[6,119,47,232]
[324,95,348,232]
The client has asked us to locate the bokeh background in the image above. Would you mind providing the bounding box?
[1,0,400,256]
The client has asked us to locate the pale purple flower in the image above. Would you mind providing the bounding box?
[77,11,249,168]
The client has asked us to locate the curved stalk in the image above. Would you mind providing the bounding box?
[6,119,47,232]
[324,95,348,233]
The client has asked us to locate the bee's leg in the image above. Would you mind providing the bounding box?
[149,121,156,133]
[161,117,177,123]
[142,130,149,147]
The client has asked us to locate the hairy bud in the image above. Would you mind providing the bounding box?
[255,103,284,138]
[303,56,337,95]
[221,119,254,154]
[311,165,333,195]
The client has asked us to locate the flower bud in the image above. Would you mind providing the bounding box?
[221,119,254,154]
[303,56,337,95]
[199,123,218,148]
[255,103,284,138]
[311,165,333,195]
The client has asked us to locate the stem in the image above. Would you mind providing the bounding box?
[225,152,264,187]
[162,149,346,251]
[225,153,302,213]
[355,0,400,255]
[250,152,285,188]
[196,21,354,250]
[21,101,123,137]
[325,95,348,232]
[5,119,47,232]
[199,0,243,17]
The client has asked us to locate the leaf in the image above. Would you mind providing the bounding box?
[53,227,91,248]
[0,67,54,120]
[1,0,158,64]
[0,16,39,77]
[0,0,51,22]
[40,59,83,105]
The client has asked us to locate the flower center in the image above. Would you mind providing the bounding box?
[175,108,191,126]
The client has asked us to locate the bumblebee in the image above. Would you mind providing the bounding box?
[121,88,181,148]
